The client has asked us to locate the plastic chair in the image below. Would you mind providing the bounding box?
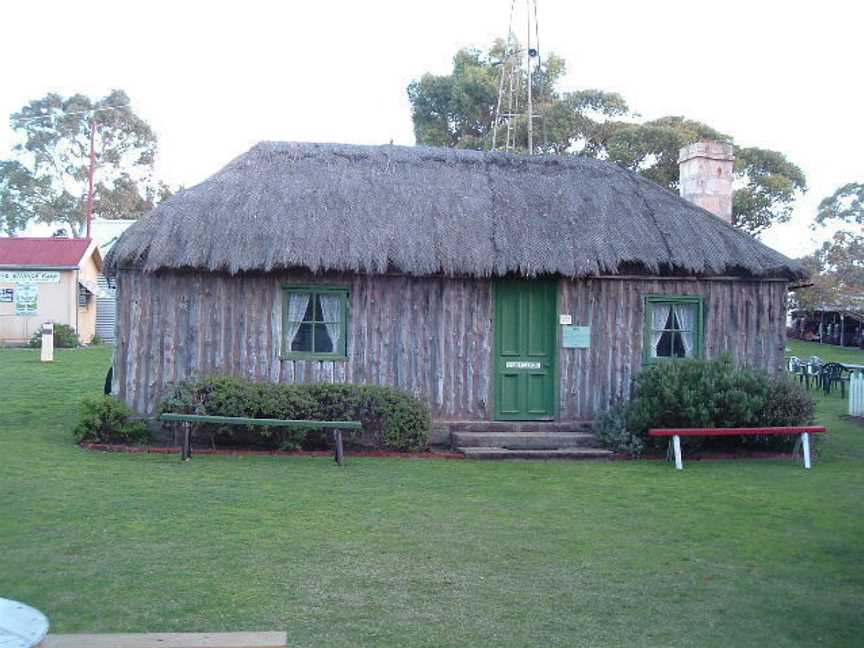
[804,358,824,390]
[787,356,806,386]
[820,362,850,397]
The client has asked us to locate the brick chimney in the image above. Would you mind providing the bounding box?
[678,140,735,223]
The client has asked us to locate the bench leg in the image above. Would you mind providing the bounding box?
[802,432,811,470]
[672,435,683,470]
[333,429,344,467]
[182,421,191,461]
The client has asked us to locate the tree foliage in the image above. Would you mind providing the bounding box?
[604,117,726,191]
[0,90,172,236]
[407,44,806,236]
[815,182,864,228]
[797,181,864,309]
[797,230,864,309]
[731,147,808,235]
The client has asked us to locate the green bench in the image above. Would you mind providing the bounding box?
[159,413,362,465]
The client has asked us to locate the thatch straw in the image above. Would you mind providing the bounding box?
[105,142,805,279]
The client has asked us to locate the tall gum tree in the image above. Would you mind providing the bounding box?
[0,89,172,236]
[408,44,806,236]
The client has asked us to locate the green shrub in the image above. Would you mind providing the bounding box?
[28,323,79,349]
[72,395,150,444]
[157,377,432,452]
[595,357,815,456]
[89,335,105,346]
[593,404,645,457]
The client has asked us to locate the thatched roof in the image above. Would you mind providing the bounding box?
[105,142,805,280]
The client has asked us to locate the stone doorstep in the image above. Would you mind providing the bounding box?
[431,420,594,445]
[42,632,287,648]
[450,431,604,450]
[458,447,613,459]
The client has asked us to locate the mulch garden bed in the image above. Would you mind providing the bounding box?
[82,442,465,459]
[619,450,796,461]
[82,442,798,462]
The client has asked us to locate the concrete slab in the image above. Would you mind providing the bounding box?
[457,446,613,459]
[43,632,287,648]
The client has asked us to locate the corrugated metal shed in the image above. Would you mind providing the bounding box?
[95,274,117,343]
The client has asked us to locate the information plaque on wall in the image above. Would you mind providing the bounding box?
[15,283,38,315]
[562,325,590,349]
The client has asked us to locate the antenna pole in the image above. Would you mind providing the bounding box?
[490,0,542,155]
[86,116,96,239]
[526,0,533,154]
[491,55,506,151]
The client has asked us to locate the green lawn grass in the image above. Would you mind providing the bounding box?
[1,343,863,647]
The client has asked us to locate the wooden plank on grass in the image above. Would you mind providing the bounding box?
[43,631,287,648]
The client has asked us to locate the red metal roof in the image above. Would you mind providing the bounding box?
[0,237,94,267]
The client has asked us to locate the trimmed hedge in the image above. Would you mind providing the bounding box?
[29,323,79,349]
[157,376,431,452]
[73,395,150,444]
[595,356,815,456]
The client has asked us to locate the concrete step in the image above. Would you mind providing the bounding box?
[457,446,614,460]
[451,431,603,450]
[435,420,592,435]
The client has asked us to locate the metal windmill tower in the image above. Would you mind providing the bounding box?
[491,0,545,154]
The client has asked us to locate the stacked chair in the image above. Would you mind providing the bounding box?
[788,355,852,397]
[820,362,851,397]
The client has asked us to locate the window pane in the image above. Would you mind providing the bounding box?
[284,287,346,357]
[309,295,324,322]
[287,292,313,323]
[656,330,673,357]
[673,304,696,331]
[313,323,334,353]
[672,304,697,356]
[292,322,313,352]
[649,300,700,359]
[671,331,686,357]
[319,294,342,324]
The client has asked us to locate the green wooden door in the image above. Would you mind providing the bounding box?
[494,280,557,420]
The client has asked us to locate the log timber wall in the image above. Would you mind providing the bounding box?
[113,270,788,420]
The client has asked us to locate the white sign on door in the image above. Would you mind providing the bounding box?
[505,361,541,369]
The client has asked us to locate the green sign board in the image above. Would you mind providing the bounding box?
[562,325,590,349]
[15,283,38,315]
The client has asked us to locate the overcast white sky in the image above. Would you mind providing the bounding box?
[2,0,862,258]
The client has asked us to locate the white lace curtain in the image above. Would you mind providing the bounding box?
[319,294,342,352]
[674,304,696,357]
[285,293,311,350]
[650,304,672,358]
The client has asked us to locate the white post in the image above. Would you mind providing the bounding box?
[851,373,864,417]
[802,432,811,470]
[673,435,683,470]
[40,321,54,362]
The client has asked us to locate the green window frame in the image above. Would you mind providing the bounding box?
[281,284,349,360]
[643,294,704,364]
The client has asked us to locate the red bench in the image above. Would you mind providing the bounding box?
[648,426,827,470]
